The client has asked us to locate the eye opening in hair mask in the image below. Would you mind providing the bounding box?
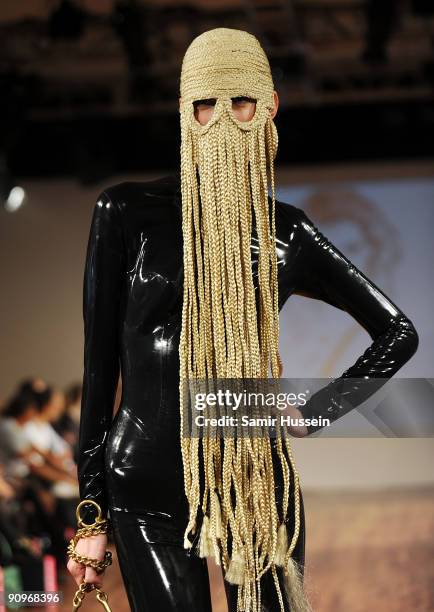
[186,97,272,136]
[193,98,217,126]
[230,96,257,121]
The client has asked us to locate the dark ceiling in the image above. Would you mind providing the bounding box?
[1,0,433,187]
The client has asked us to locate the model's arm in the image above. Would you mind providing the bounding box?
[292,207,419,435]
[77,192,124,522]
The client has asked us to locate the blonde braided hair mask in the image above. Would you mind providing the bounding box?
[178,28,312,612]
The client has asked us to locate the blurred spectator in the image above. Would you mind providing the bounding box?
[0,384,77,499]
[0,465,15,502]
[16,381,78,494]
[53,383,81,463]
[0,379,80,572]
[0,390,39,484]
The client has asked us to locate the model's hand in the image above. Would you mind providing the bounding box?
[282,404,309,437]
[67,533,108,588]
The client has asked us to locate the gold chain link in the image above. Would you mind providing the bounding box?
[72,580,113,611]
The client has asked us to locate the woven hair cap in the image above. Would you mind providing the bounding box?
[179,27,275,108]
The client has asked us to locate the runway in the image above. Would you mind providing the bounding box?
[59,485,434,611]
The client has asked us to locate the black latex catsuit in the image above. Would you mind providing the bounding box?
[77,173,418,612]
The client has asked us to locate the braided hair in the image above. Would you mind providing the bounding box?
[178,28,311,612]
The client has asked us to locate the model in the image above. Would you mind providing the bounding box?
[67,28,419,612]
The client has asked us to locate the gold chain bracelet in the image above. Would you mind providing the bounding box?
[67,500,113,573]
[67,537,112,573]
[68,500,114,610]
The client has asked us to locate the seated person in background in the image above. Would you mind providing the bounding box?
[16,380,78,497]
[0,387,77,565]
[52,382,81,464]
[0,462,43,560]
[0,463,15,501]
[0,386,78,503]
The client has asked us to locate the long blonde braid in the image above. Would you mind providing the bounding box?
[178,28,312,612]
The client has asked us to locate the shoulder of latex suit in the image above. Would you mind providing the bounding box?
[97,174,181,207]
[96,173,306,227]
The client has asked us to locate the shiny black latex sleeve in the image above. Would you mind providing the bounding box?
[77,192,125,522]
[289,206,419,435]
